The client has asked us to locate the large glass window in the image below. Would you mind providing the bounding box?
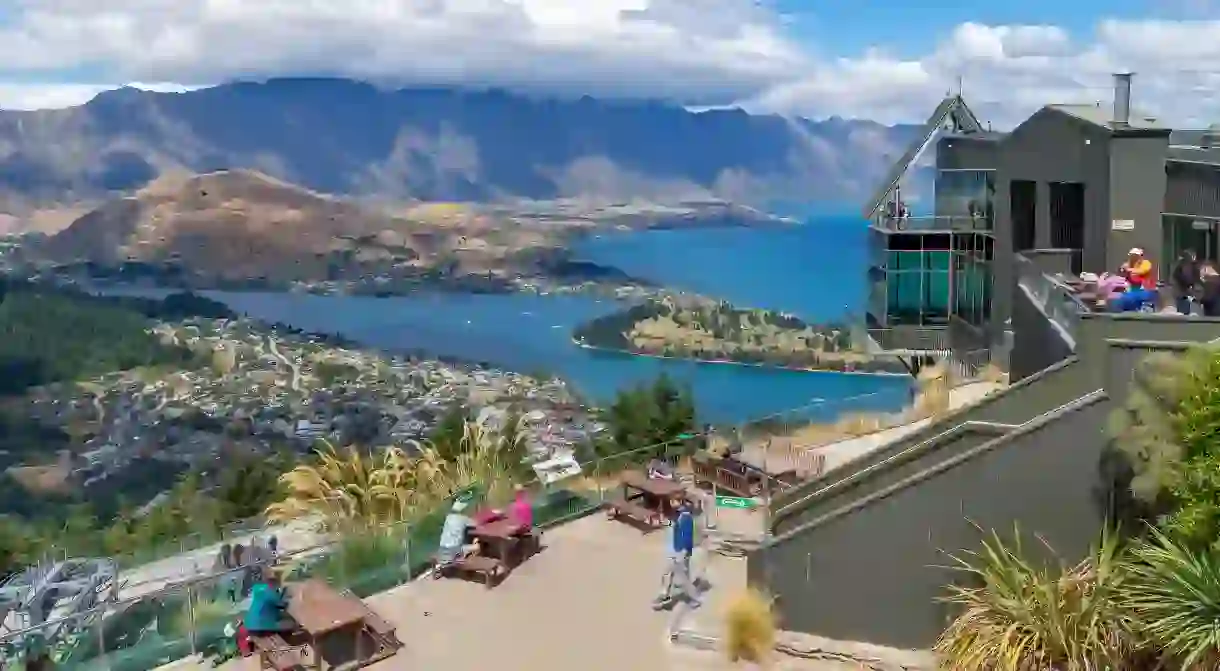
[1163,215,1218,281]
[885,248,951,325]
[950,233,993,327]
[935,169,995,230]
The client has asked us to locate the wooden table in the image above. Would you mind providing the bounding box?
[471,518,528,568]
[287,580,373,671]
[618,471,691,520]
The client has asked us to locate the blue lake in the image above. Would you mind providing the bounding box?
[132,216,908,425]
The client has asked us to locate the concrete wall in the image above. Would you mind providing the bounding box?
[1108,134,1170,270]
[769,356,1088,523]
[769,422,1009,536]
[749,393,1112,649]
[759,311,1220,648]
[1010,282,1075,381]
[992,109,1111,334]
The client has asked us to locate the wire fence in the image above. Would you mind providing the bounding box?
[0,385,920,671]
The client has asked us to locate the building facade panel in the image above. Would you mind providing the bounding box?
[1165,161,1220,220]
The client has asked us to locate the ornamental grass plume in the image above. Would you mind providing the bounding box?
[724,587,777,665]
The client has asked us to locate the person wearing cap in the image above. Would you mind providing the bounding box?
[1113,248,1156,312]
[653,499,702,610]
[435,497,476,572]
[244,569,294,636]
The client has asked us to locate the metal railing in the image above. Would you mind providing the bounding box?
[868,327,951,352]
[1015,253,1088,344]
[871,214,993,233]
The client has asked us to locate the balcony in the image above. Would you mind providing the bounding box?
[871,214,992,233]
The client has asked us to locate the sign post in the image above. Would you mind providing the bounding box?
[715,495,758,510]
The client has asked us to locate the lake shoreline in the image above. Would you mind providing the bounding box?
[571,338,910,378]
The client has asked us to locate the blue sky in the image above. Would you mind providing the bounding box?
[0,0,1217,126]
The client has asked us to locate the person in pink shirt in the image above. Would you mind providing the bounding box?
[510,484,533,529]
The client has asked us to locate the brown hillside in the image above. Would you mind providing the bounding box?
[42,169,435,283]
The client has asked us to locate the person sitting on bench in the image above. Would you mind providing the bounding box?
[436,498,476,572]
[244,570,294,635]
[509,484,533,529]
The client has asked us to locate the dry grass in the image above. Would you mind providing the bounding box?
[979,363,1008,385]
[724,588,778,665]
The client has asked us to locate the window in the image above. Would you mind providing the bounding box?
[1011,180,1036,251]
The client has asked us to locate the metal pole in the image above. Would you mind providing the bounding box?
[97,612,108,669]
[185,585,198,656]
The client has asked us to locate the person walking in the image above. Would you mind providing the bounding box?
[653,500,702,610]
[1171,249,1200,314]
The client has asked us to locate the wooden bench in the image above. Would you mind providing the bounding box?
[249,633,307,671]
[339,588,403,652]
[453,554,504,588]
[605,497,662,527]
[692,458,762,498]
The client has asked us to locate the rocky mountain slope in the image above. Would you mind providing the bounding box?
[0,79,914,209]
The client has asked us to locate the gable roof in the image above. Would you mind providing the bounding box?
[861,95,984,219]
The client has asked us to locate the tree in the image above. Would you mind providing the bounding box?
[598,375,697,467]
[429,404,471,461]
[215,451,284,521]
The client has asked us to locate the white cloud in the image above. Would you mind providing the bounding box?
[739,20,1220,128]
[0,1,1219,129]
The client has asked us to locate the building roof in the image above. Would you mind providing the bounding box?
[1048,103,1169,132]
[862,95,985,218]
[1167,145,1220,166]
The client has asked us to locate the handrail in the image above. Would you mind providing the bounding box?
[773,377,1094,523]
[765,389,1108,544]
[771,421,1000,524]
[768,355,1080,513]
[871,214,992,232]
[1015,253,1087,346]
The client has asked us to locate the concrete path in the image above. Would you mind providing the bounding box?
[815,381,999,472]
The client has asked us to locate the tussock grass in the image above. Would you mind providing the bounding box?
[724,588,777,665]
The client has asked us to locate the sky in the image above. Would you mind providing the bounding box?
[0,0,1219,127]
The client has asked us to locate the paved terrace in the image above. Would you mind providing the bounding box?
[144,508,929,671]
[141,387,1006,670]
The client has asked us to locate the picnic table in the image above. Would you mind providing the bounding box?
[443,514,538,587]
[274,579,399,671]
[605,471,690,529]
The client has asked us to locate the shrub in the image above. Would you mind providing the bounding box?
[935,528,1135,671]
[1123,527,1220,669]
[723,588,777,664]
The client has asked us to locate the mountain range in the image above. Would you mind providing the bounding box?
[0,78,915,212]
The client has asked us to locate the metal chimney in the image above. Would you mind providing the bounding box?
[1113,73,1133,126]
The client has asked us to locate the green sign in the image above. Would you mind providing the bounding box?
[677,433,696,440]
[715,495,757,509]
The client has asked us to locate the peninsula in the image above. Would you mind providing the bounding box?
[572,297,907,373]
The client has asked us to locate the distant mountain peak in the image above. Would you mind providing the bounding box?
[0,79,917,209]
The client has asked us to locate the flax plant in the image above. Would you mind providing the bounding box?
[1123,527,1220,669]
[935,528,1135,671]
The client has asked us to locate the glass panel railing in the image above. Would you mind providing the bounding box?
[872,214,992,232]
[1015,253,1087,343]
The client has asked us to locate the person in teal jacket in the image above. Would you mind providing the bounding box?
[244,570,294,634]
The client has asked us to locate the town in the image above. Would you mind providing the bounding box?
[13,317,601,495]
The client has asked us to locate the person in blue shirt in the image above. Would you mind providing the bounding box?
[244,570,294,635]
[653,499,702,609]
